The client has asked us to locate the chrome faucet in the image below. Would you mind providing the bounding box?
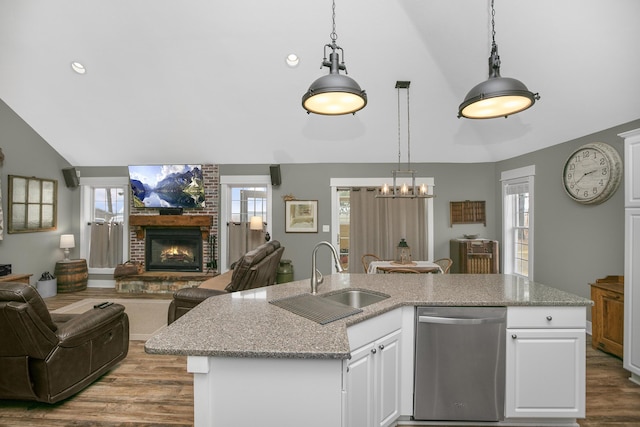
[310,241,344,294]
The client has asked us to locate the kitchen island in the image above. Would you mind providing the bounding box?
[145,273,592,427]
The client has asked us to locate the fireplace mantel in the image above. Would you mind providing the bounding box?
[129,215,213,240]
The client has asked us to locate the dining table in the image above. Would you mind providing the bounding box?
[367,260,443,274]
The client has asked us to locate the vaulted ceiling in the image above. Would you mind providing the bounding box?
[1,0,639,166]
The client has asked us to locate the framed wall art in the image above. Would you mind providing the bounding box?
[7,175,58,233]
[285,200,318,233]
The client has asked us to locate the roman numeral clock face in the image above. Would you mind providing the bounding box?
[563,142,622,205]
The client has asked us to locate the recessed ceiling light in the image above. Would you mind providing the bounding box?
[285,54,299,68]
[71,61,86,74]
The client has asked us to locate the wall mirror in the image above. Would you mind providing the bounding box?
[8,175,57,233]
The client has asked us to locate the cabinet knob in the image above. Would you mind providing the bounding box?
[546,316,553,321]
[511,334,518,339]
[378,344,385,350]
[371,348,377,354]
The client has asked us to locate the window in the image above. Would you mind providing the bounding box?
[80,177,129,274]
[501,166,535,280]
[219,175,272,272]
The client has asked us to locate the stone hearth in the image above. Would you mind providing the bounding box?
[116,272,216,294]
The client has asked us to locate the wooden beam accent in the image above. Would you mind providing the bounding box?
[129,215,212,240]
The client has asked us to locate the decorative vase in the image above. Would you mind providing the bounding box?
[276,259,294,284]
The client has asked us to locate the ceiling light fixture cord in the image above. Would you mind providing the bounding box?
[407,84,411,171]
[397,86,401,171]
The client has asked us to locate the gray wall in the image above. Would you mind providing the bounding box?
[2,94,638,303]
[0,99,77,284]
[220,162,498,280]
[495,119,640,305]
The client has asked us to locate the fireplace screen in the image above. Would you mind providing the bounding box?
[145,228,202,272]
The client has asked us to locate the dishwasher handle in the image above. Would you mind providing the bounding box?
[418,315,504,325]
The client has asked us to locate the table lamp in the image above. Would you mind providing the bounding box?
[250,216,270,242]
[60,234,75,262]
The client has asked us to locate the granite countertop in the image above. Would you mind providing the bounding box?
[144,273,592,359]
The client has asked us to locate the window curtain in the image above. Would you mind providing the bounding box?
[349,188,427,272]
[0,177,3,240]
[89,222,123,268]
[228,222,265,266]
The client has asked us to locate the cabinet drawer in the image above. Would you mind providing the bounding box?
[507,306,586,328]
[347,308,402,350]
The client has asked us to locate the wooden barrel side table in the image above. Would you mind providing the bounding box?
[55,259,88,293]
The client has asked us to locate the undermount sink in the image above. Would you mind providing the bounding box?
[321,289,390,309]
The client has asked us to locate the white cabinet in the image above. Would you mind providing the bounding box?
[621,128,640,385]
[622,129,640,208]
[346,329,401,427]
[345,308,402,427]
[625,208,640,383]
[505,307,586,419]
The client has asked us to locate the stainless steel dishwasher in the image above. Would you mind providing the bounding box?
[413,306,506,421]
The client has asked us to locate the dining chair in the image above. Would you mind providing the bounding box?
[361,254,381,273]
[433,258,453,274]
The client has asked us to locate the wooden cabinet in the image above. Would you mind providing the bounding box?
[450,239,499,274]
[590,275,624,358]
[505,307,586,419]
[0,273,32,284]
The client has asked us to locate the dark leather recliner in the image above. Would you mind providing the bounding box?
[168,240,285,324]
[0,282,129,403]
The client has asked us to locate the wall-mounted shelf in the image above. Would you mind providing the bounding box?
[129,215,212,239]
[449,201,486,227]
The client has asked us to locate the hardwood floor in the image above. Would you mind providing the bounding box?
[1,288,639,426]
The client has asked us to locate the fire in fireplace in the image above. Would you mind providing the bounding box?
[145,228,203,272]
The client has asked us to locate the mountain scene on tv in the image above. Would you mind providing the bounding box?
[129,164,205,209]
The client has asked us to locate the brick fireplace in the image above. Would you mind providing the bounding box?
[127,164,218,271]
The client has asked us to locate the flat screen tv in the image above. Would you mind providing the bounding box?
[128,164,205,209]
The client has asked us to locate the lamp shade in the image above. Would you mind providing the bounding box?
[458,76,538,119]
[302,73,367,115]
[249,216,263,231]
[59,234,75,249]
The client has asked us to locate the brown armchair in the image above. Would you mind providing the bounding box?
[0,282,129,403]
[168,240,284,324]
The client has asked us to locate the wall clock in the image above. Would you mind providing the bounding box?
[562,142,623,205]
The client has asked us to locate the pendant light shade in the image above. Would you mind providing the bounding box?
[302,0,367,115]
[302,51,367,115]
[458,1,539,119]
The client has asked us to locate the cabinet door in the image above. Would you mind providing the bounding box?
[625,208,640,379]
[346,343,375,427]
[505,329,585,418]
[376,329,401,427]
[624,130,640,207]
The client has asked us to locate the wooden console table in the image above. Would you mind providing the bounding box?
[590,275,624,358]
[0,273,33,284]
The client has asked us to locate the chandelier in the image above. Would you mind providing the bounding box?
[377,81,433,199]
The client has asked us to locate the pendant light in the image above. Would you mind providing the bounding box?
[377,81,433,199]
[302,0,367,115]
[458,0,539,119]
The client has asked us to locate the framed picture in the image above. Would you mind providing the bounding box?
[285,200,318,233]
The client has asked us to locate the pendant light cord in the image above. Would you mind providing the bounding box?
[407,85,411,170]
[396,84,411,171]
[330,0,337,43]
[397,87,401,170]
[491,0,496,46]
